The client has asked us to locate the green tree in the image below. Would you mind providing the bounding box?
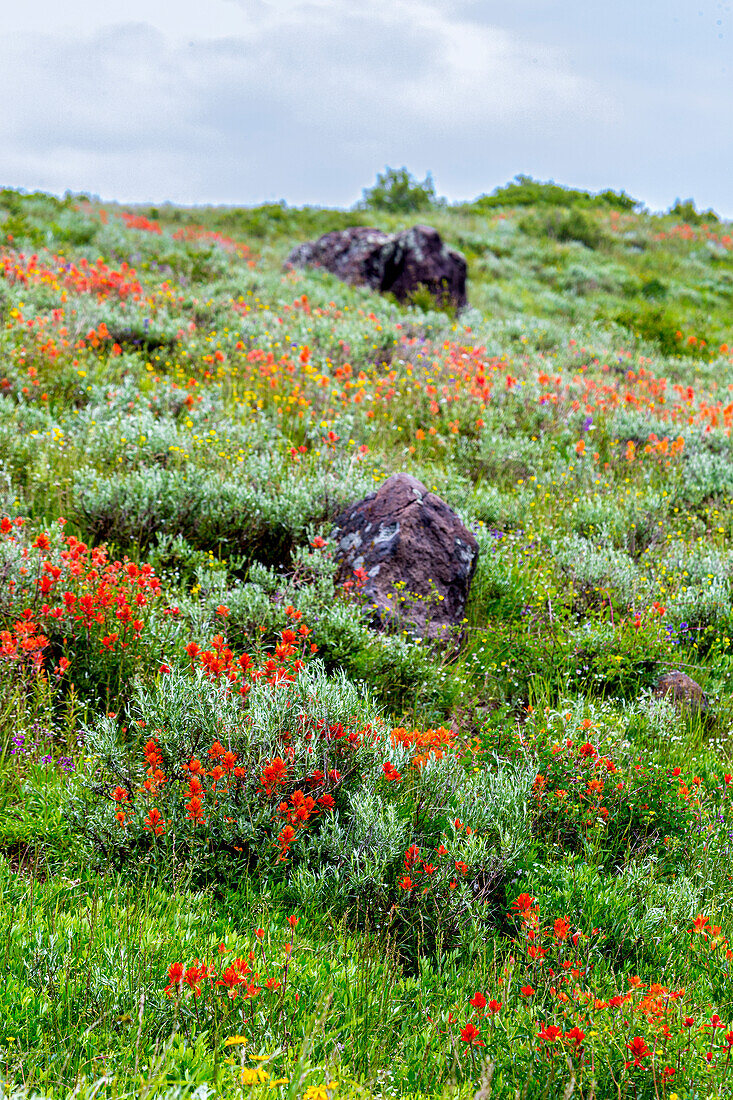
[358,166,440,213]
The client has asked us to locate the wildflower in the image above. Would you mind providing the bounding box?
[625,1036,651,1068]
[287,915,299,929]
[553,918,570,940]
[164,962,184,997]
[511,893,536,913]
[521,986,535,997]
[487,1000,502,1014]
[143,808,165,835]
[277,825,296,859]
[469,992,487,1010]
[241,1068,269,1085]
[566,1027,584,1047]
[538,1024,562,1042]
[303,1085,336,1100]
[217,966,245,996]
[404,844,421,870]
[261,756,288,794]
[186,796,205,824]
[460,1022,484,1046]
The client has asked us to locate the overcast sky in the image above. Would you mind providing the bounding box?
[2,0,732,215]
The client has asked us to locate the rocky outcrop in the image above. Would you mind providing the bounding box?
[286,225,467,310]
[653,670,710,714]
[333,473,478,640]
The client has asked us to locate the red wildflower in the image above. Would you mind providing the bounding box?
[553,918,571,940]
[460,1023,484,1046]
[625,1036,651,1068]
[566,1026,585,1047]
[404,844,421,870]
[277,825,296,860]
[511,893,536,913]
[164,962,184,997]
[144,808,165,835]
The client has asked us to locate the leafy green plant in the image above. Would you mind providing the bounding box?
[358,167,440,213]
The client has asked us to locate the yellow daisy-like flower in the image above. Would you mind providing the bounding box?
[303,1085,338,1100]
[241,1067,270,1086]
[224,1035,248,1047]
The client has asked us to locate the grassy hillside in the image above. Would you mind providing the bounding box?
[1,183,733,1098]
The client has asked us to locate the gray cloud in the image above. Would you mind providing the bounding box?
[0,0,731,213]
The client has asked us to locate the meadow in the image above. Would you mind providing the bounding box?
[1,178,733,1098]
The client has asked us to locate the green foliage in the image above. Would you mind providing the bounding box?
[470,175,639,212]
[1,184,733,1096]
[613,300,704,355]
[669,197,720,225]
[520,207,607,249]
[358,166,439,213]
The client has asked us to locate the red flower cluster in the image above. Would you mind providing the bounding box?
[0,521,165,679]
[185,616,316,699]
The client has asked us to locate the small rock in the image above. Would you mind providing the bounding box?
[285,225,467,311]
[653,671,710,714]
[333,473,478,640]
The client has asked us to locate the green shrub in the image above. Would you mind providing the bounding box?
[358,167,440,213]
[469,175,639,212]
[520,208,606,250]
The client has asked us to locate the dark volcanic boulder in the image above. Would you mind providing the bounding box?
[333,473,478,640]
[286,227,390,287]
[653,670,710,714]
[286,225,467,310]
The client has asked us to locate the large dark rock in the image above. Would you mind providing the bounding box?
[653,670,711,714]
[286,225,467,311]
[333,473,479,640]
